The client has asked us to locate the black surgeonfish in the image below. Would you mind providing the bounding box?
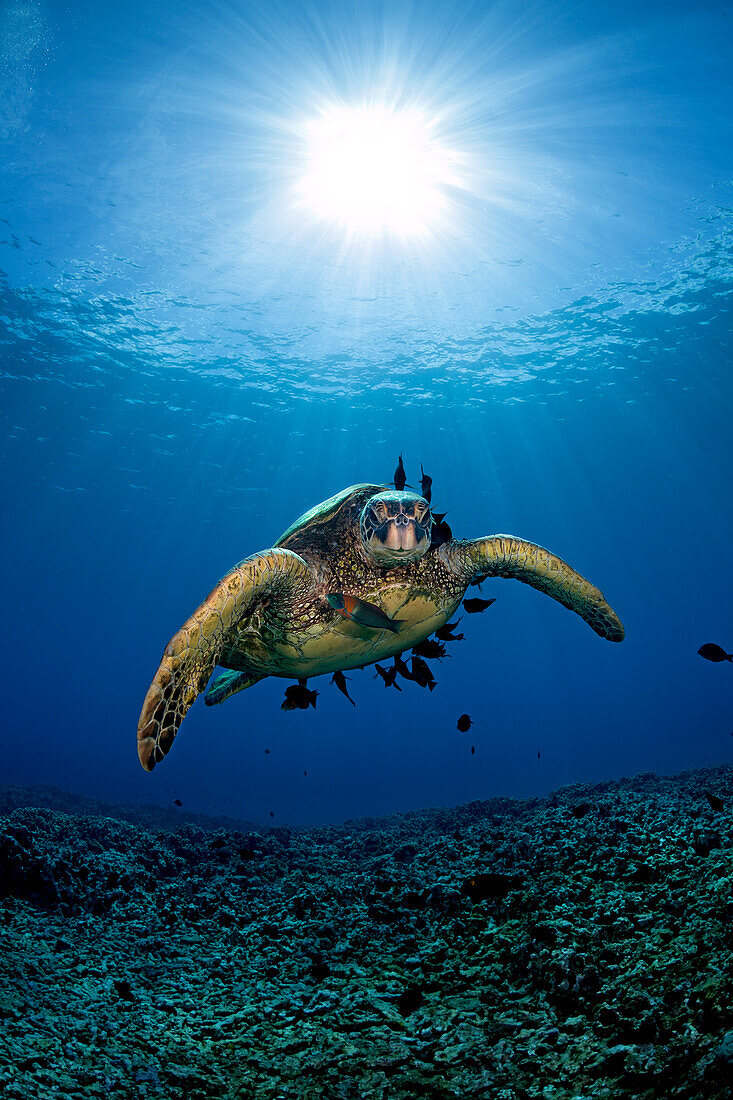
[436,618,464,642]
[463,597,496,614]
[411,656,436,690]
[704,791,724,812]
[698,643,732,663]
[394,454,407,491]
[457,714,472,732]
[430,512,452,549]
[331,670,356,706]
[281,684,318,710]
[412,638,447,660]
[393,654,416,682]
[375,663,402,691]
[469,573,490,588]
[420,464,432,504]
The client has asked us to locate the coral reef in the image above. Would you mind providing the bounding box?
[2,765,733,1098]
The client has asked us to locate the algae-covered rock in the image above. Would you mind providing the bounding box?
[1,763,733,1098]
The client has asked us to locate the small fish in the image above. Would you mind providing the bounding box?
[327,593,403,634]
[113,978,134,1002]
[396,987,424,1016]
[210,837,227,850]
[704,791,724,812]
[469,573,490,587]
[457,714,472,733]
[303,770,308,776]
[463,597,496,614]
[281,684,318,710]
[430,511,452,549]
[461,872,518,902]
[394,454,407,491]
[173,798,183,807]
[392,654,415,682]
[537,749,541,760]
[269,811,275,818]
[471,745,475,755]
[331,670,356,706]
[420,464,432,504]
[375,663,402,691]
[411,656,436,690]
[264,748,271,754]
[412,638,447,660]
[435,623,464,641]
[698,643,732,663]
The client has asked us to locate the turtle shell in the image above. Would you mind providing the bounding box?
[276,483,386,549]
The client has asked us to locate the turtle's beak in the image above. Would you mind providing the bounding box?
[382,514,420,553]
[371,513,430,563]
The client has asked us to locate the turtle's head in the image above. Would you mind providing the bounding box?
[359,491,432,567]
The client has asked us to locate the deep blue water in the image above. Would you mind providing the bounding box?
[1,0,731,826]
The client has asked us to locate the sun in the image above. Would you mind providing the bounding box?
[297,103,461,239]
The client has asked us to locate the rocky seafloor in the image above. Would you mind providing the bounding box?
[2,766,733,1100]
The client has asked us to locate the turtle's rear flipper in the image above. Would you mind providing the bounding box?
[205,669,264,706]
[137,548,315,772]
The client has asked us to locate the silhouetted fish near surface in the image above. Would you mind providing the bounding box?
[420,464,432,504]
[457,714,472,732]
[698,643,732,663]
[173,798,182,807]
[704,791,725,812]
[281,684,318,710]
[411,656,436,690]
[412,638,447,660]
[327,592,403,634]
[331,670,356,706]
[394,454,407,491]
[463,597,496,614]
[471,745,475,755]
[375,663,402,691]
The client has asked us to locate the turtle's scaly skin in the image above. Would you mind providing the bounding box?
[137,484,624,772]
[446,535,625,642]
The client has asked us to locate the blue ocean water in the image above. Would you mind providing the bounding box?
[1,0,731,827]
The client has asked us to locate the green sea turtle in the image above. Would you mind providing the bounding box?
[137,484,624,771]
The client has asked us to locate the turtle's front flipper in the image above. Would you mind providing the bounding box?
[451,535,624,642]
[137,549,314,771]
[205,669,264,706]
